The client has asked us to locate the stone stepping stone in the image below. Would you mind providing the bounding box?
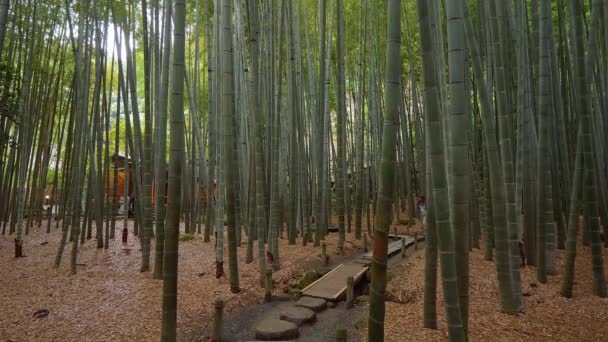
[255,319,299,341]
[295,297,327,312]
[280,306,316,326]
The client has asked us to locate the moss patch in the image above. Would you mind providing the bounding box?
[354,317,368,330]
[285,288,302,301]
[354,295,369,305]
[179,233,195,242]
[298,271,321,289]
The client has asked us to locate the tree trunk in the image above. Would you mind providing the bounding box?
[368,0,401,340]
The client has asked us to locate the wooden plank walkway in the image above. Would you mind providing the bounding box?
[360,236,415,260]
[302,235,418,301]
[301,263,368,301]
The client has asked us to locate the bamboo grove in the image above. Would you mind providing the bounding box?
[0,0,607,341]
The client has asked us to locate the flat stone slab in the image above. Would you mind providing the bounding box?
[255,319,299,340]
[295,297,327,312]
[280,306,316,326]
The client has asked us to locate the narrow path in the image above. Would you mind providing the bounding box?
[222,298,365,341]
[301,235,416,301]
[214,233,424,341]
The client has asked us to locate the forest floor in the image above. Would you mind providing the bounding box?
[2,216,606,342]
[357,233,608,341]
[0,218,387,341]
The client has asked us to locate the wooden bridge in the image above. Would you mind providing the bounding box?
[301,235,418,301]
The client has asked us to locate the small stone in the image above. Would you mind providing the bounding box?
[280,307,316,326]
[255,319,299,340]
[32,309,49,319]
[295,297,327,312]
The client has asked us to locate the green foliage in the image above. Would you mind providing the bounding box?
[386,271,395,284]
[295,270,321,290]
[178,232,194,242]
[0,63,17,142]
[354,316,368,330]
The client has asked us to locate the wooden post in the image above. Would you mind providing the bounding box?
[212,299,224,342]
[394,226,398,238]
[363,234,368,252]
[265,268,273,302]
[401,237,406,258]
[336,327,347,341]
[346,276,354,308]
[321,242,327,265]
[414,232,419,250]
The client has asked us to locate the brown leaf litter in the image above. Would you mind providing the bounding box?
[358,235,608,342]
[0,220,366,341]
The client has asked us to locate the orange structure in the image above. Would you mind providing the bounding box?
[106,154,135,201]
[106,154,214,208]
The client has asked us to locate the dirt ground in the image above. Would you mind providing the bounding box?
[4,215,605,342]
[357,238,608,342]
[0,220,371,342]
